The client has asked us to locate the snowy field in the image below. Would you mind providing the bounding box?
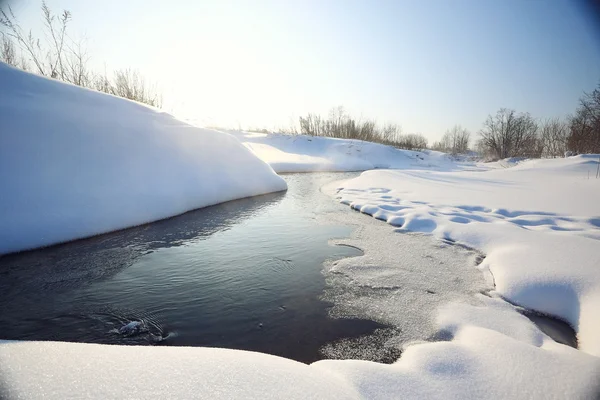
[0,64,286,255]
[228,130,469,173]
[1,62,599,399]
[334,155,600,355]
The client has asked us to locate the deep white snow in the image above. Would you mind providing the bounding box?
[0,63,286,254]
[1,332,599,400]
[2,66,599,399]
[229,131,465,173]
[334,155,600,357]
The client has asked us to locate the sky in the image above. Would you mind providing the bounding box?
[4,0,600,141]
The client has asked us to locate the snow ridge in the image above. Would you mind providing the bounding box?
[0,63,286,254]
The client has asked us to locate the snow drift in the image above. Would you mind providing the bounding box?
[334,155,600,356]
[229,131,465,173]
[1,336,599,399]
[0,63,287,254]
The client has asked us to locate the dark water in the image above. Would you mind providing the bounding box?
[0,173,386,363]
[520,310,578,348]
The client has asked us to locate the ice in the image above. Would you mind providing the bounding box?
[117,321,147,336]
[0,64,287,255]
[319,209,489,348]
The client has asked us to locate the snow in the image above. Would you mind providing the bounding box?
[334,155,600,357]
[2,65,600,398]
[315,318,600,400]
[0,340,360,400]
[2,324,599,400]
[0,63,286,255]
[228,131,465,173]
[2,156,599,399]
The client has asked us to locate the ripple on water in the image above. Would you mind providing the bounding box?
[0,173,398,363]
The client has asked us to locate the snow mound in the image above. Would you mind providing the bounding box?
[0,63,286,254]
[315,315,600,400]
[0,340,359,400]
[334,155,600,356]
[228,131,470,173]
[2,332,599,400]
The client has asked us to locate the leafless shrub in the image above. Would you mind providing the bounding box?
[297,107,427,150]
[479,108,540,159]
[1,33,16,65]
[395,133,428,151]
[539,118,569,157]
[567,84,600,154]
[433,125,471,154]
[108,69,162,108]
[1,1,70,77]
[1,2,161,107]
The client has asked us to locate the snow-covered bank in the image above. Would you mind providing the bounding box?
[0,340,359,399]
[0,64,286,255]
[334,155,600,357]
[228,131,467,173]
[2,334,599,399]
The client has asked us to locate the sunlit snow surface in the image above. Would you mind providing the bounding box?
[229,131,470,173]
[333,156,600,357]
[0,64,286,255]
[2,63,600,398]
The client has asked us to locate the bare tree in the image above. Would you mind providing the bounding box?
[297,108,428,149]
[435,125,470,154]
[0,33,16,66]
[381,123,403,145]
[567,83,600,154]
[479,108,539,159]
[539,118,568,157]
[299,113,323,136]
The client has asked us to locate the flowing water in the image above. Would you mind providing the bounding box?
[0,173,390,363]
[0,172,576,364]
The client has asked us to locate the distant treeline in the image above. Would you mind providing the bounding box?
[280,84,600,159]
[474,85,600,159]
[280,106,428,151]
[4,4,599,160]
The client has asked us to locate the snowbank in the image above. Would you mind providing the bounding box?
[0,340,359,400]
[1,332,599,399]
[228,131,466,173]
[0,63,286,254]
[334,155,600,356]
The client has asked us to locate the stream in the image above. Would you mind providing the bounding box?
[0,172,577,363]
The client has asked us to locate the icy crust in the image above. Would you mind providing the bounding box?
[334,156,600,357]
[229,131,470,173]
[319,212,489,348]
[0,64,287,254]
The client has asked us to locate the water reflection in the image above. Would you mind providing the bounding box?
[0,191,285,303]
[0,173,386,363]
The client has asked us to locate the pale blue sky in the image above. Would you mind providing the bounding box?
[7,0,600,140]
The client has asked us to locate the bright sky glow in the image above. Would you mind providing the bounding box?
[7,0,600,140]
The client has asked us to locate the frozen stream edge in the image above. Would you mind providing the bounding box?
[318,178,577,361]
